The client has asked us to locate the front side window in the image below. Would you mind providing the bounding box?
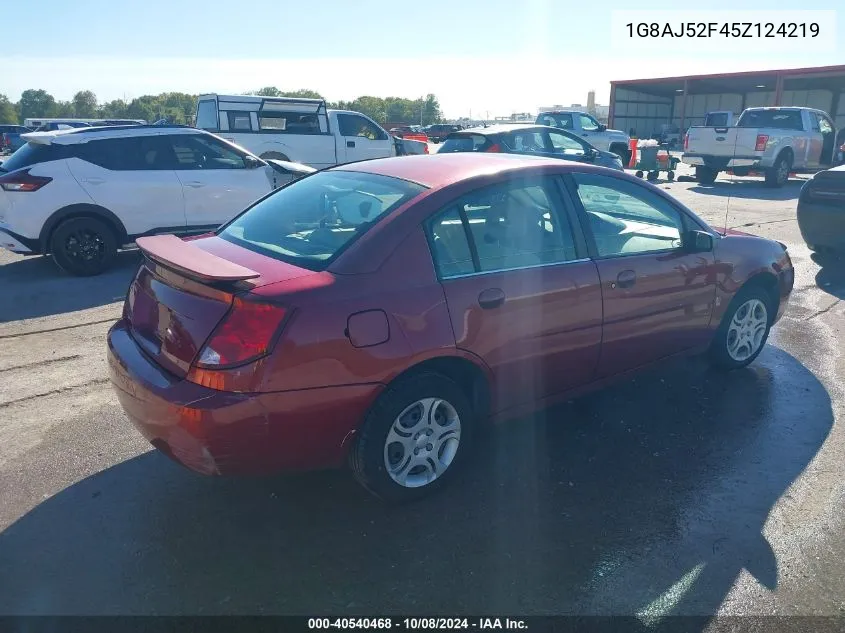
[818,115,834,135]
[428,207,475,278]
[571,173,685,257]
[579,114,600,132]
[168,134,247,170]
[76,136,175,171]
[195,100,219,131]
[428,179,578,275]
[219,171,425,270]
[547,131,587,158]
[337,114,388,140]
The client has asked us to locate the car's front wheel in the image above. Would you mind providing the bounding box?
[50,216,118,276]
[709,286,773,370]
[350,373,473,502]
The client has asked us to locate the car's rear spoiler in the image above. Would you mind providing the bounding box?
[136,234,260,282]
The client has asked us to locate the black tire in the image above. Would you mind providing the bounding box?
[635,170,644,178]
[765,153,791,188]
[696,166,718,185]
[349,372,474,503]
[647,171,658,181]
[708,286,774,370]
[50,216,118,276]
[611,146,631,166]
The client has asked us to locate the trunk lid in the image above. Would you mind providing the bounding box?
[126,234,317,378]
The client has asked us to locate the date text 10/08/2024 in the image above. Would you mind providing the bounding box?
[625,22,820,38]
[308,618,528,630]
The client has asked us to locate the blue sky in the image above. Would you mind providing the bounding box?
[2,0,843,117]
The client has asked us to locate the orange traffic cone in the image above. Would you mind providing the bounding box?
[628,138,638,168]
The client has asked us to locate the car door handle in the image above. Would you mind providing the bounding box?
[615,270,637,289]
[183,181,206,188]
[347,140,356,148]
[478,288,506,310]
[83,177,105,185]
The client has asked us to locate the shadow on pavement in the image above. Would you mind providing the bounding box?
[0,347,832,626]
[812,252,845,300]
[689,180,805,201]
[0,250,140,323]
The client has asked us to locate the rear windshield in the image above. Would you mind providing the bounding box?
[219,170,426,270]
[705,112,731,127]
[0,143,70,172]
[737,110,804,131]
[439,134,491,152]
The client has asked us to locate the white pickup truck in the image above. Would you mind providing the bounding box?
[682,107,838,187]
[195,94,427,170]
[536,110,632,163]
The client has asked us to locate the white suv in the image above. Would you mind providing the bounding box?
[0,124,313,275]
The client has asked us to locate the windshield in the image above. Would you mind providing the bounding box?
[0,142,69,172]
[219,170,425,269]
[439,134,491,152]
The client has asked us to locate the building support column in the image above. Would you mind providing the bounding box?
[678,79,689,134]
[774,73,784,106]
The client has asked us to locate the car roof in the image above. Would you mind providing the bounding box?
[334,153,574,188]
[21,124,201,145]
[451,123,551,136]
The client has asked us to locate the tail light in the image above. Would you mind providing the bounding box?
[0,169,53,192]
[485,143,502,153]
[683,133,689,151]
[424,143,429,154]
[755,134,769,152]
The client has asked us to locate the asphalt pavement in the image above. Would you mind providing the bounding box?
[1,165,844,622]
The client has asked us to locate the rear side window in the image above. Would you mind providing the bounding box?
[0,143,71,172]
[439,134,490,153]
[219,171,425,270]
[76,137,175,170]
[195,100,219,131]
[737,110,803,131]
[428,208,475,277]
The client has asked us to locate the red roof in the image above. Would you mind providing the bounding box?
[335,153,562,188]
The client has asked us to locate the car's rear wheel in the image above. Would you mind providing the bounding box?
[765,153,791,188]
[50,216,118,276]
[350,372,473,503]
[708,286,773,370]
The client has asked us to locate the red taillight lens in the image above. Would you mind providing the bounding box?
[195,297,287,369]
[683,133,689,151]
[424,143,429,154]
[0,169,53,192]
[755,134,769,152]
[485,143,502,153]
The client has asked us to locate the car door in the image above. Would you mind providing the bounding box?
[544,130,592,164]
[806,112,824,169]
[566,172,717,378]
[336,113,393,163]
[576,113,603,145]
[428,176,603,413]
[166,133,275,229]
[68,135,186,236]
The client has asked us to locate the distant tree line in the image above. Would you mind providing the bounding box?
[0,88,444,127]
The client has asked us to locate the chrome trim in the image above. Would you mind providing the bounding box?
[441,258,592,281]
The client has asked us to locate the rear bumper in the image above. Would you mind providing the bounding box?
[682,154,761,169]
[0,226,36,254]
[107,319,383,476]
[797,201,845,250]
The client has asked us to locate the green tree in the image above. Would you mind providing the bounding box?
[423,94,442,125]
[99,99,130,119]
[126,95,162,123]
[55,101,75,117]
[255,86,282,97]
[72,90,98,118]
[349,96,386,124]
[0,94,17,124]
[18,89,57,120]
[280,89,324,99]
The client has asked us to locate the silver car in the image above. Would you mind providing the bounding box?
[438,124,625,171]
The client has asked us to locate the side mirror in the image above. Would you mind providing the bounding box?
[597,124,607,132]
[243,155,262,169]
[685,230,714,253]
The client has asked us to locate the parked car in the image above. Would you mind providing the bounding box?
[536,110,631,164]
[0,124,312,275]
[797,164,845,254]
[0,125,33,154]
[107,152,794,502]
[195,94,426,167]
[388,126,429,143]
[682,107,838,187]
[426,124,463,143]
[438,124,624,171]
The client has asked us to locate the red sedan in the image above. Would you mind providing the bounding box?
[107,153,794,502]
